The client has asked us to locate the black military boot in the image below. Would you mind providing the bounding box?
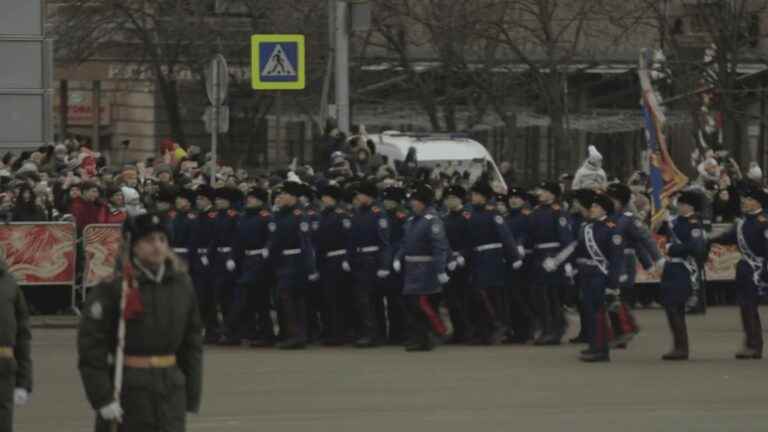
[354,336,377,348]
[662,308,689,361]
[277,337,307,350]
[579,350,610,362]
[735,305,763,360]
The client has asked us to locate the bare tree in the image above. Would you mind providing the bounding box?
[52,0,219,146]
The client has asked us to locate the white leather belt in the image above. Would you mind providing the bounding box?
[245,249,267,257]
[405,255,433,263]
[624,248,636,255]
[667,258,688,264]
[196,248,209,254]
[282,249,301,256]
[326,249,347,257]
[217,247,232,253]
[576,258,601,266]
[173,248,189,253]
[475,243,502,252]
[535,242,561,250]
[357,246,380,253]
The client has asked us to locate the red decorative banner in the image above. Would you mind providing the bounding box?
[0,223,76,285]
[83,224,123,287]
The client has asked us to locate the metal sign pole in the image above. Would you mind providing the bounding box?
[211,62,219,187]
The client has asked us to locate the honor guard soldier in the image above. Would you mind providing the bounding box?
[657,190,708,361]
[212,187,242,328]
[506,187,535,343]
[554,193,624,362]
[78,213,203,432]
[528,181,574,345]
[565,189,595,344]
[377,185,409,344]
[347,180,392,348]
[268,181,318,350]
[169,188,197,266]
[221,187,274,346]
[466,180,524,345]
[605,183,664,348]
[442,185,473,343]
[393,183,449,351]
[314,183,353,345]
[710,181,768,359]
[189,185,220,344]
[0,257,32,432]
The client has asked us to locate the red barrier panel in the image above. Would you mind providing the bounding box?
[0,222,76,285]
[83,224,123,288]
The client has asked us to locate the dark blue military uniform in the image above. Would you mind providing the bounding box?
[314,205,353,344]
[526,203,574,344]
[348,204,391,345]
[710,211,768,357]
[189,207,218,342]
[466,204,523,344]
[572,217,625,359]
[223,207,274,344]
[212,208,240,323]
[268,204,317,348]
[505,206,535,343]
[169,209,195,266]
[443,208,473,342]
[397,210,449,349]
[376,207,408,343]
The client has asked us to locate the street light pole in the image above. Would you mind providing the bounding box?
[335,0,350,134]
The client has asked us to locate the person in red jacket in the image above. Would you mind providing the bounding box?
[69,181,106,233]
[98,186,127,224]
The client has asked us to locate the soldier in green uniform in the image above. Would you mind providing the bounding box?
[0,258,32,432]
[78,213,204,432]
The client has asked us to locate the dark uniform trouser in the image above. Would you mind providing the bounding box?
[444,269,472,340]
[405,294,446,344]
[215,255,238,324]
[276,271,307,341]
[531,268,566,338]
[226,264,274,341]
[508,268,534,339]
[0,360,14,432]
[580,271,611,354]
[319,257,349,342]
[468,283,503,339]
[193,270,219,336]
[351,257,378,339]
[375,274,406,343]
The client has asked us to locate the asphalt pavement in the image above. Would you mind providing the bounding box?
[15,306,768,432]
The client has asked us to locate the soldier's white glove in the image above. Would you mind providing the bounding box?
[226,259,236,272]
[13,388,28,406]
[308,273,320,282]
[542,257,557,273]
[200,256,209,267]
[456,255,466,267]
[564,263,575,279]
[342,261,351,272]
[377,270,390,279]
[99,401,123,422]
[447,261,458,272]
[393,260,402,273]
[437,273,450,284]
[262,249,269,259]
[512,260,524,270]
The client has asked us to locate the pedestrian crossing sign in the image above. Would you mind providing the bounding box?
[251,34,306,90]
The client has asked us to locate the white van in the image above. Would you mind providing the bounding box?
[370,131,507,190]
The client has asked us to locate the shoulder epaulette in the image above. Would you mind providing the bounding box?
[462,211,471,220]
[227,209,238,218]
[207,211,216,219]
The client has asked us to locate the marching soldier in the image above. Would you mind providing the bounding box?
[377,185,409,344]
[0,257,32,432]
[605,183,664,348]
[554,193,624,362]
[394,183,449,351]
[527,181,574,345]
[268,181,318,350]
[506,187,535,343]
[189,185,219,344]
[466,180,524,345]
[169,188,197,267]
[220,187,274,346]
[314,183,353,345]
[347,180,392,348]
[657,190,708,361]
[710,181,768,359]
[78,213,203,431]
[442,185,473,343]
[212,187,242,328]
